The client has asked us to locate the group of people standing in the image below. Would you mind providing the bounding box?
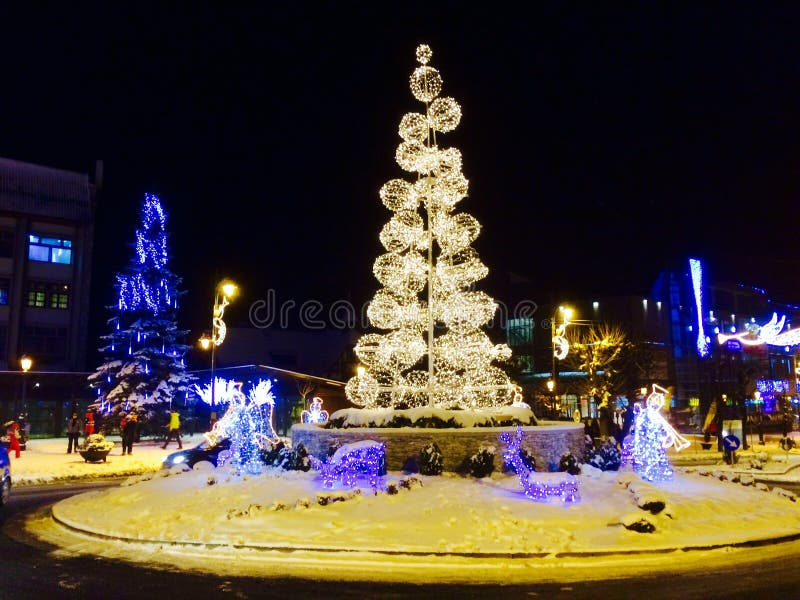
[66,410,138,455]
[65,408,182,454]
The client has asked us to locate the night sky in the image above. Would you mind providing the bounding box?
[2,3,800,362]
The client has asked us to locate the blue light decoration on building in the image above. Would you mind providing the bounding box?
[756,379,791,394]
[689,258,709,357]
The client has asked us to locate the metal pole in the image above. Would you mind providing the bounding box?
[552,306,558,418]
[20,373,26,418]
[211,291,217,419]
[426,200,435,407]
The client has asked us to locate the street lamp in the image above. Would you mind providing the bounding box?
[19,355,33,418]
[199,280,237,423]
[551,305,574,412]
[546,379,555,419]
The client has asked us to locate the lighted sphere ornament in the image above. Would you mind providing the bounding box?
[415,44,432,64]
[346,44,515,409]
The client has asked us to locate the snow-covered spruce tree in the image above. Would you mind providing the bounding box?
[88,194,193,427]
[345,44,514,410]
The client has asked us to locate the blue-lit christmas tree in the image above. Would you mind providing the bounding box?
[88,194,193,425]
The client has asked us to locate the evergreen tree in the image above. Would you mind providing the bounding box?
[89,194,192,426]
[345,44,513,410]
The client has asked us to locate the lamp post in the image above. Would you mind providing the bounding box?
[546,379,555,419]
[551,306,573,418]
[18,355,32,418]
[200,280,237,424]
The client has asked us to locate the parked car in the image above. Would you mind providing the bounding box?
[0,443,11,508]
[161,437,231,469]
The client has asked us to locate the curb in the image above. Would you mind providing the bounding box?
[49,504,800,561]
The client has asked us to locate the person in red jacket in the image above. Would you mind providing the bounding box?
[85,412,95,437]
[4,421,21,459]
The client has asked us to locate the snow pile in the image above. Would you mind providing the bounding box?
[328,406,534,428]
[51,464,800,558]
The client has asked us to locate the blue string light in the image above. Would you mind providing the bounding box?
[311,441,386,491]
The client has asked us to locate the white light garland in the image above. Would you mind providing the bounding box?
[717,312,800,348]
[346,44,514,409]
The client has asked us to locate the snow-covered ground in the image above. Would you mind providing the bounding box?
[14,431,800,583]
[7,434,207,485]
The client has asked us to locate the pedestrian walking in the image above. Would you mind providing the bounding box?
[66,412,82,453]
[121,412,137,455]
[162,409,183,449]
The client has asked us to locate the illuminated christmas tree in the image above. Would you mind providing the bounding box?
[88,194,193,424]
[346,45,514,409]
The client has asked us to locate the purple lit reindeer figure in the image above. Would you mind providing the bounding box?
[500,426,580,503]
[310,440,386,491]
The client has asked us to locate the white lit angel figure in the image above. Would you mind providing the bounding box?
[301,397,329,424]
[631,384,690,482]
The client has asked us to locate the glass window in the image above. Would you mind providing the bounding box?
[51,248,72,264]
[27,290,45,308]
[507,318,534,347]
[28,233,73,264]
[0,230,14,258]
[20,325,68,361]
[49,284,69,309]
[28,245,50,262]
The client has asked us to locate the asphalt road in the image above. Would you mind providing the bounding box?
[2,479,800,599]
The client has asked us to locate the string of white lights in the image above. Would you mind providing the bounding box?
[346,44,514,410]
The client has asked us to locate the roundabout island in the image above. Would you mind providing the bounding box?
[29,460,800,585]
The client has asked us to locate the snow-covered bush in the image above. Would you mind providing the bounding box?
[418,442,443,476]
[259,440,311,471]
[81,434,114,452]
[274,443,311,471]
[586,439,621,471]
[465,444,495,478]
[558,452,581,475]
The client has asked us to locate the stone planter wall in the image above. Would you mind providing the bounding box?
[291,421,585,472]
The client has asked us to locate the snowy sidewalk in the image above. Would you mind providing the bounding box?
[8,434,206,486]
[669,433,800,481]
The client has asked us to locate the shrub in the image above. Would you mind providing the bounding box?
[558,452,581,475]
[274,443,311,471]
[82,433,114,452]
[259,439,287,465]
[466,444,495,478]
[587,439,621,471]
[418,442,444,475]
